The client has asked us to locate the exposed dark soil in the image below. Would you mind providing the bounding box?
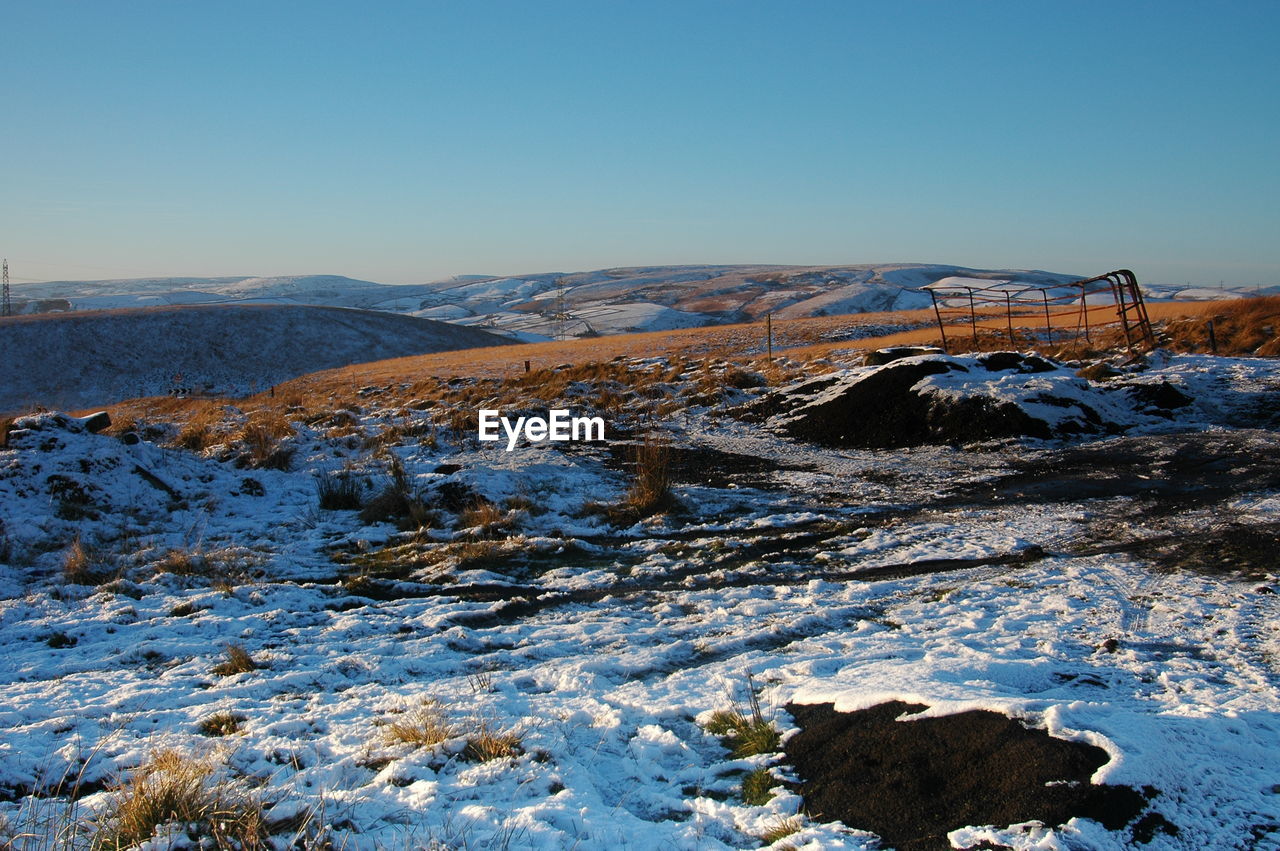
[1122,521,1280,582]
[774,359,1054,449]
[607,443,805,489]
[971,431,1280,517]
[784,701,1166,851]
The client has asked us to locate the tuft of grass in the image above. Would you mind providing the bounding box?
[169,601,198,617]
[703,672,780,758]
[503,494,537,513]
[172,406,224,452]
[342,571,378,596]
[153,545,259,586]
[46,631,77,649]
[457,500,510,536]
[759,815,804,846]
[383,702,455,748]
[211,644,258,677]
[463,724,521,762]
[359,456,433,530]
[316,468,364,510]
[709,711,779,757]
[156,548,201,575]
[89,749,265,850]
[722,366,768,389]
[63,535,111,585]
[702,709,746,737]
[740,766,777,805]
[197,711,244,737]
[587,434,679,524]
[626,435,675,515]
[237,413,295,470]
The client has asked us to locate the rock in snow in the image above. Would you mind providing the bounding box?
[767,352,1239,449]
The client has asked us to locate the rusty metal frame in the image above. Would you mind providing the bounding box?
[925,269,1155,354]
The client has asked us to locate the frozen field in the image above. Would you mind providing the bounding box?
[1,352,1278,849]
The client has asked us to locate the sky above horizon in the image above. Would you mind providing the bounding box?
[3,1,1278,287]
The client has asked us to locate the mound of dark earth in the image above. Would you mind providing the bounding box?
[0,303,509,413]
[785,701,1171,850]
[762,352,1208,449]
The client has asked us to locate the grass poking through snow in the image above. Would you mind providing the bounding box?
[383,702,455,748]
[210,644,258,677]
[703,673,781,758]
[196,711,244,737]
[463,724,522,762]
[741,766,777,805]
[89,749,265,850]
[759,815,804,846]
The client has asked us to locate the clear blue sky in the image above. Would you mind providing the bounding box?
[3,0,1277,286]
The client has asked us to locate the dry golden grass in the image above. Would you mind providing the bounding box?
[625,436,676,516]
[237,412,295,470]
[458,500,510,535]
[85,297,1255,428]
[582,434,679,525]
[1161,295,1280,356]
[211,644,258,677]
[171,403,226,452]
[63,535,110,586]
[197,711,244,737]
[383,702,455,748]
[90,749,265,850]
[463,725,522,762]
[153,545,259,584]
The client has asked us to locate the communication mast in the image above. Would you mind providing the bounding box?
[546,279,574,340]
[2,259,10,317]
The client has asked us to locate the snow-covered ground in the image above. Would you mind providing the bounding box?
[0,353,1278,849]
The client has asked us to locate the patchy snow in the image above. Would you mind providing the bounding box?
[0,354,1278,848]
[572,302,709,335]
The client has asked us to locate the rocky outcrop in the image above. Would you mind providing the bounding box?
[765,352,1197,449]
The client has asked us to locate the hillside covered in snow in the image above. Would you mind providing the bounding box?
[0,304,508,414]
[16,264,1263,343]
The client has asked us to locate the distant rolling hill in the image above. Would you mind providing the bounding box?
[11,266,1272,344]
[0,303,509,414]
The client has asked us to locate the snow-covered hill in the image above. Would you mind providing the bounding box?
[10,274,434,314]
[12,266,1273,342]
[0,304,508,414]
[412,264,1075,337]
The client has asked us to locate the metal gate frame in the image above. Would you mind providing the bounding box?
[926,269,1155,354]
